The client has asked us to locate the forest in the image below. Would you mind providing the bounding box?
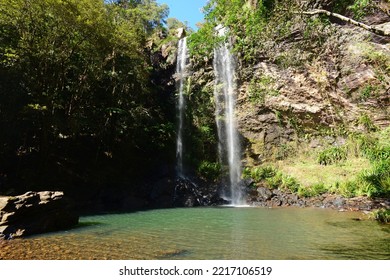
[0,0,185,206]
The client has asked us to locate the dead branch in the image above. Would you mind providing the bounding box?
[301,9,390,37]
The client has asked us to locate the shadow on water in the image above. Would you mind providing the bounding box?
[319,239,390,260]
[159,249,192,259]
[73,221,104,229]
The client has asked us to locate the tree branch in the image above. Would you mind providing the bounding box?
[301,9,390,37]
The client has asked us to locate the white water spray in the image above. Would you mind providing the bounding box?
[176,37,188,178]
[213,28,244,205]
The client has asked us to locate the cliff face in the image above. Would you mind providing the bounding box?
[234,9,390,165]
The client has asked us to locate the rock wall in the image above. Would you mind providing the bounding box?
[0,191,79,239]
[235,11,390,164]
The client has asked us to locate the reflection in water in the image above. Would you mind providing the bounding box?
[0,207,389,260]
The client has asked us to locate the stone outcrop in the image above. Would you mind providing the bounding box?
[247,186,390,211]
[0,191,79,239]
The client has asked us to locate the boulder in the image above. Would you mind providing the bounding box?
[0,191,78,239]
[257,187,273,201]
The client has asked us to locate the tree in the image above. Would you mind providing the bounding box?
[0,0,175,188]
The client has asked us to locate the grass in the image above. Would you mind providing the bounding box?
[277,156,370,188]
[244,127,390,199]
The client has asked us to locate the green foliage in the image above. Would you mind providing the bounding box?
[303,16,330,45]
[351,131,390,161]
[365,146,390,162]
[359,85,377,101]
[335,159,390,198]
[348,0,370,19]
[337,181,360,198]
[264,172,283,189]
[362,45,390,72]
[244,127,390,199]
[358,160,390,197]
[371,209,390,224]
[333,129,390,198]
[243,166,277,182]
[278,174,300,193]
[276,143,295,160]
[188,0,282,64]
[187,23,216,60]
[248,75,279,104]
[358,113,378,132]
[350,133,376,157]
[243,165,300,192]
[298,183,328,198]
[274,50,304,69]
[317,146,348,165]
[0,0,177,186]
[197,161,221,181]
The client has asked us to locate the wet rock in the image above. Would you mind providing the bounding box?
[0,191,78,239]
[333,197,346,208]
[257,187,273,201]
[173,177,225,207]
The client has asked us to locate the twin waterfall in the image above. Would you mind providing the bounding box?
[213,40,243,205]
[175,35,244,205]
[175,37,188,178]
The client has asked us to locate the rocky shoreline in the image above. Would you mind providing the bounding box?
[247,186,390,212]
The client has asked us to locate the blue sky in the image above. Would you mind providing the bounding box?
[156,0,208,30]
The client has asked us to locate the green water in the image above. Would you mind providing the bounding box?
[2,207,389,259]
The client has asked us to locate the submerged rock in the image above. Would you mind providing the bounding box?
[0,191,78,239]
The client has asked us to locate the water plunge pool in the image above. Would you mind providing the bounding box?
[1,207,389,260]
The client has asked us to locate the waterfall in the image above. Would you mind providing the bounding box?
[176,37,188,178]
[213,31,244,205]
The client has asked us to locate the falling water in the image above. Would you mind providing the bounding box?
[213,29,244,205]
[176,37,188,178]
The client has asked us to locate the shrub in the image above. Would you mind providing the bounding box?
[358,160,390,197]
[197,161,221,181]
[276,143,295,160]
[348,0,371,20]
[298,183,328,198]
[265,172,283,189]
[248,75,279,104]
[243,166,277,182]
[260,171,300,192]
[317,146,347,165]
[280,174,300,193]
[364,146,390,162]
[336,159,390,198]
[370,209,390,224]
[351,133,377,157]
[338,181,359,198]
[358,113,378,132]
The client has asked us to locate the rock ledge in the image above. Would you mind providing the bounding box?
[0,191,79,239]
